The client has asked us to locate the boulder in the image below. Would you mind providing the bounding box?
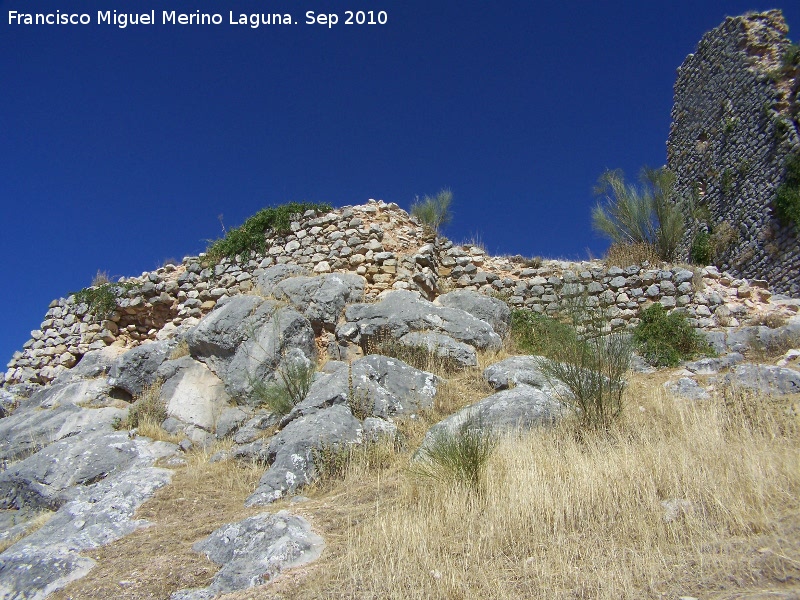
[282,354,440,425]
[339,290,502,350]
[718,364,800,396]
[664,377,710,400]
[157,356,231,431]
[417,384,563,453]
[435,289,511,337]
[170,511,324,599]
[482,355,567,397]
[223,309,316,404]
[255,264,310,296]
[246,405,362,505]
[185,295,278,374]
[398,331,477,368]
[187,296,316,405]
[107,339,176,397]
[683,353,744,375]
[273,273,366,333]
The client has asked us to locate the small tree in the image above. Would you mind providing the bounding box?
[592,167,685,262]
[411,189,453,233]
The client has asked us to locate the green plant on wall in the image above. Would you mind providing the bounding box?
[206,202,332,263]
[775,152,800,228]
[720,168,735,197]
[72,280,139,320]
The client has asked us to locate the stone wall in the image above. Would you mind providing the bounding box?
[667,10,800,294]
[8,200,787,388]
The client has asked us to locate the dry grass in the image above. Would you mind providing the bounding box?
[52,448,266,600]
[169,340,190,360]
[47,354,800,600]
[243,375,799,600]
[604,242,661,268]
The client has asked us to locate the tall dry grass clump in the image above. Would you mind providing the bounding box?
[287,380,800,600]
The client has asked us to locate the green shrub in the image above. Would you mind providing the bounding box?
[206,202,332,262]
[73,284,118,319]
[530,298,633,430]
[775,152,800,228]
[410,189,453,233]
[251,358,316,415]
[633,303,711,367]
[412,416,497,492]
[592,167,685,262]
[509,309,578,358]
[690,230,712,265]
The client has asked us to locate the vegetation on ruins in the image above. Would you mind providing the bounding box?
[632,303,711,367]
[410,188,453,233]
[775,151,800,228]
[592,167,685,262]
[206,201,332,262]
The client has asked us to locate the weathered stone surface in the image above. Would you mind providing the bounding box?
[664,377,710,400]
[223,310,316,405]
[108,339,176,396]
[399,331,477,368]
[340,290,502,350]
[187,296,315,405]
[683,353,744,375]
[0,437,174,600]
[185,295,278,374]
[246,405,362,505]
[0,430,140,511]
[273,273,365,333]
[157,356,231,431]
[718,364,800,396]
[435,289,511,337]
[283,355,440,424]
[483,356,562,393]
[215,406,250,439]
[28,377,125,409]
[255,264,309,296]
[417,384,563,453]
[0,403,125,464]
[170,511,324,599]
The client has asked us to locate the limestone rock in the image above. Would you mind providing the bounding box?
[171,511,324,598]
[435,289,511,337]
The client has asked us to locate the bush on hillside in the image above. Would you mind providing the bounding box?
[509,309,578,358]
[633,303,711,367]
[206,202,332,262]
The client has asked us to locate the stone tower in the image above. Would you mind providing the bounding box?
[667,10,800,294]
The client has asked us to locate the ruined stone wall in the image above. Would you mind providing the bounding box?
[667,10,800,294]
[10,199,787,387]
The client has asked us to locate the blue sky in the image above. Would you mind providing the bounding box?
[1,1,798,367]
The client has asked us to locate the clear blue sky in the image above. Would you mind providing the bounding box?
[1,1,798,367]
